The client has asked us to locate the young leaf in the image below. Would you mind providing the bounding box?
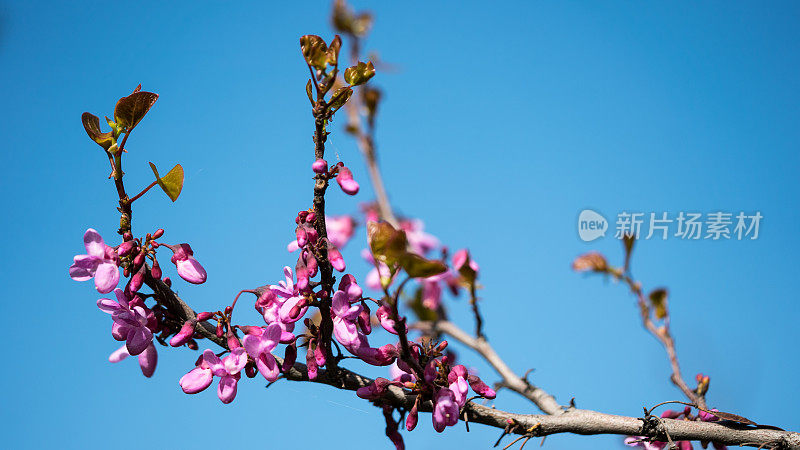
[399,253,448,278]
[649,288,668,320]
[367,221,407,266]
[344,61,375,86]
[114,90,159,131]
[81,112,115,150]
[327,35,342,66]
[328,86,353,114]
[149,162,184,202]
[306,79,315,105]
[300,35,329,70]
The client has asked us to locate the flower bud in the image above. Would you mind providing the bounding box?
[215,321,224,338]
[328,243,346,272]
[186,339,198,350]
[283,345,297,372]
[335,166,359,195]
[170,321,195,347]
[129,265,145,292]
[467,374,496,399]
[245,361,257,378]
[436,340,449,352]
[196,311,213,321]
[406,401,419,431]
[117,240,136,257]
[163,277,172,287]
[152,228,164,239]
[305,212,316,223]
[226,330,241,349]
[312,159,328,174]
[151,259,162,279]
[167,243,207,284]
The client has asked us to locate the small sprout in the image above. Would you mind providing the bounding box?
[344,61,375,86]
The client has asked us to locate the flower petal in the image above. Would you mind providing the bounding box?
[256,353,280,382]
[180,367,213,394]
[94,262,120,294]
[138,343,158,378]
[126,327,153,356]
[108,345,129,363]
[69,255,99,281]
[83,228,106,258]
[177,257,207,284]
[217,375,238,404]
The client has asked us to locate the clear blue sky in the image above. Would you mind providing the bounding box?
[1,1,798,448]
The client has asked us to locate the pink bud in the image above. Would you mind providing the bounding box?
[117,240,136,257]
[467,374,496,399]
[305,212,316,223]
[335,167,359,195]
[129,265,145,292]
[168,244,207,284]
[169,320,195,347]
[406,401,419,431]
[328,244,346,272]
[196,311,212,321]
[283,345,297,372]
[215,321,224,338]
[312,159,328,174]
[245,362,257,378]
[152,228,164,239]
[151,259,162,279]
[226,330,241,349]
[163,277,172,287]
[306,346,318,380]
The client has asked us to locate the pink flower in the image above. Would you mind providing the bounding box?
[327,215,356,248]
[452,249,479,274]
[243,323,282,382]
[336,166,359,195]
[179,348,248,404]
[164,243,207,284]
[376,304,406,335]
[447,365,469,407]
[109,342,158,378]
[432,388,459,432]
[97,289,153,355]
[332,290,362,346]
[69,228,120,293]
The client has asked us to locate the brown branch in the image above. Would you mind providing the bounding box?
[617,272,704,409]
[142,273,800,449]
[344,36,398,227]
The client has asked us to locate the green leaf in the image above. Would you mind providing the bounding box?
[400,253,448,278]
[367,221,407,267]
[344,61,375,86]
[649,288,668,320]
[327,35,342,66]
[81,112,115,150]
[114,90,158,131]
[306,79,315,105]
[328,86,353,113]
[149,162,184,202]
[300,35,329,70]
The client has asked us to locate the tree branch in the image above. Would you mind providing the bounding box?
[143,273,800,449]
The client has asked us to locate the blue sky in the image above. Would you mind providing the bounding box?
[1,1,798,448]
